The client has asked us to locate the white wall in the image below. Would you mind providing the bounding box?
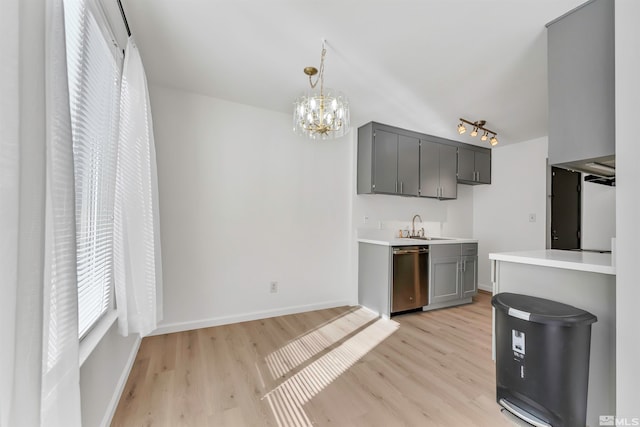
[473,137,548,289]
[615,0,640,415]
[354,186,474,239]
[581,178,615,250]
[150,86,353,332]
[80,326,139,427]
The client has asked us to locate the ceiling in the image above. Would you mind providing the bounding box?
[112,0,586,146]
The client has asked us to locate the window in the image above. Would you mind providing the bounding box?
[64,0,122,338]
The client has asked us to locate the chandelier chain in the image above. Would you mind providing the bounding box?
[308,44,326,92]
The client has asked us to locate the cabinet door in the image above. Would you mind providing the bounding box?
[457,147,475,182]
[397,135,420,196]
[430,256,460,304]
[372,129,398,194]
[419,140,440,198]
[439,144,458,199]
[474,151,491,184]
[547,0,614,166]
[461,256,478,298]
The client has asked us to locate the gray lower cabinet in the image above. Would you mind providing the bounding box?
[358,243,393,318]
[430,244,461,304]
[420,139,457,199]
[457,147,491,185]
[461,255,478,298]
[358,241,478,317]
[429,243,478,306]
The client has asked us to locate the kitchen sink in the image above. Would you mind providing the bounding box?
[406,236,452,241]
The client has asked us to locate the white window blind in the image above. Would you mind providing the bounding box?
[64,0,121,338]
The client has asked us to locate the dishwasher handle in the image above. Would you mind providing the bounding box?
[393,247,429,255]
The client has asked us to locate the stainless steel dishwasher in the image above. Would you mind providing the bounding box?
[392,246,429,313]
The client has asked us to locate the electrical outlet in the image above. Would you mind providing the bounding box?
[270,281,278,293]
[529,213,536,223]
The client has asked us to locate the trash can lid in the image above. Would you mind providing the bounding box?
[491,292,597,326]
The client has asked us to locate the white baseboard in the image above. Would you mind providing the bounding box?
[101,335,141,427]
[150,300,353,336]
[478,283,493,293]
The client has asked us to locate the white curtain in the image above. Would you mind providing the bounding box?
[114,37,163,337]
[0,0,27,424]
[1,0,81,425]
[41,0,82,425]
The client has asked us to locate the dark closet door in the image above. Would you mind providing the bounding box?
[551,167,581,249]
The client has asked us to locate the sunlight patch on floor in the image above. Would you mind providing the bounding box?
[263,317,399,427]
[265,307,378,379]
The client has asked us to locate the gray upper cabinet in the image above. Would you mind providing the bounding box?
[371,129,398,194]
[358,122,490,199]
[457,147,491,185]
[420,139,457,199]
[358,123,419,196]
[547,0,614,169]
[397,135,420,196]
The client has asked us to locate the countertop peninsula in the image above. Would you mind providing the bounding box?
[489,249,615,275]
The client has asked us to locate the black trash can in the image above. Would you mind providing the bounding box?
[492,293,597,427]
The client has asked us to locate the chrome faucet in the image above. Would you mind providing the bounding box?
[412,214,423,237]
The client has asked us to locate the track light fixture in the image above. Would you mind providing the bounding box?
[457,118,498,146]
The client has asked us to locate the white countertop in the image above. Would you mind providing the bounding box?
[358,236,478,246]
[489,249,615,275]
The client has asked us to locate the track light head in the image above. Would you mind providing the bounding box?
[457,122,466,134]
[470,127,478,137]
[490,135,498,146]
[481,131,488,141]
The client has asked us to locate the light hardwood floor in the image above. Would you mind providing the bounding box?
[111,292,514,426]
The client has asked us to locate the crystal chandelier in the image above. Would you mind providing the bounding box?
[293,41,350,140]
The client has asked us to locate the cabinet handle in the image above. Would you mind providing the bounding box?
[400,181,403,194]
[395,181,398,193]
